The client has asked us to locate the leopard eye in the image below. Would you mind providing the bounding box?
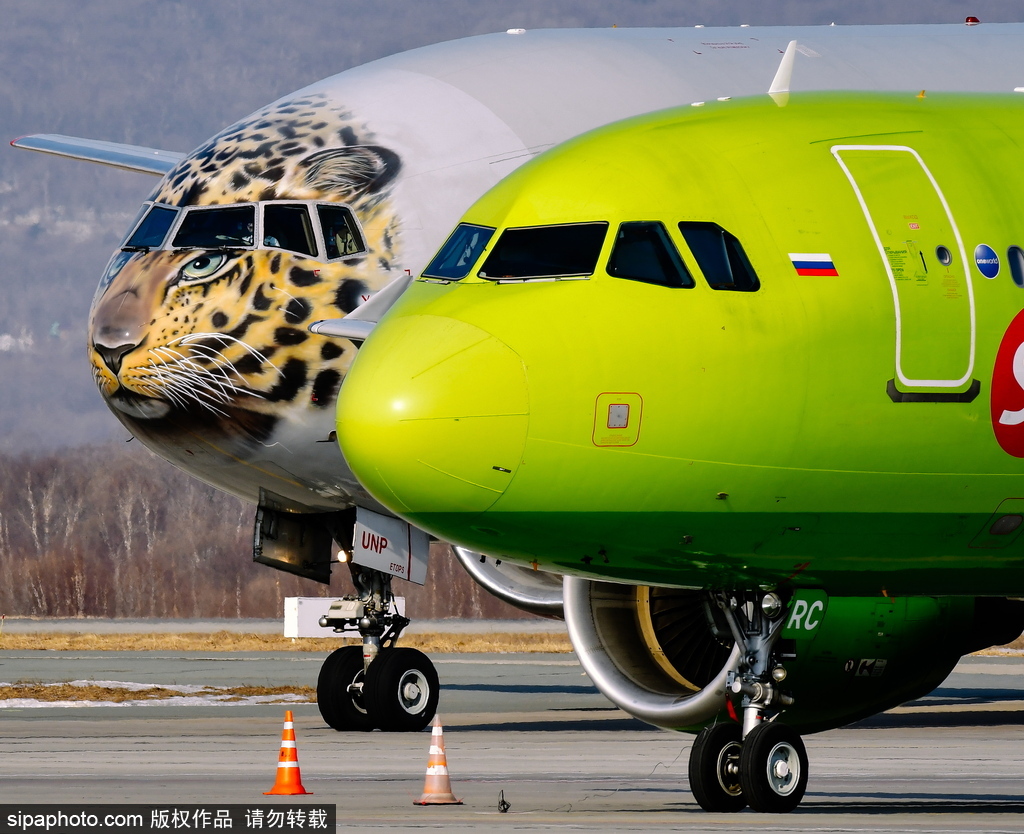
[180,253,228,282]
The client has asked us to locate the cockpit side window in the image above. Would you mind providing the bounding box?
[422,224,495,281]
[678,222,760,292]
[479,222,608,281]
[263,204,316,257]
[172,206,255,249]
[607,222,694,288]
[317,205,365,260]
[124,205,178,250]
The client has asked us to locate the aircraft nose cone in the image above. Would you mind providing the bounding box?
[337,314,529,518]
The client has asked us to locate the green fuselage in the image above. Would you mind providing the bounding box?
[338,92,1024,596]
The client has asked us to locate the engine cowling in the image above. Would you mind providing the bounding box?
[563,577,1024,733]
[452,546,564,619]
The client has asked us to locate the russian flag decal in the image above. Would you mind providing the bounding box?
[789,253,839,277]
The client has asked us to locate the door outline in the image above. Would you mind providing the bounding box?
[832,144,976,390]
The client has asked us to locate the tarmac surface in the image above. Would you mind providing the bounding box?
[0,644,1023,832]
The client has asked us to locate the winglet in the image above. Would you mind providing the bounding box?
[769,40,798,104]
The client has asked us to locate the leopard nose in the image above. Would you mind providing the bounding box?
[94,340,138,375]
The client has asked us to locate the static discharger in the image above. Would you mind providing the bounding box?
[414,716,462,805]
[264,710,312,796]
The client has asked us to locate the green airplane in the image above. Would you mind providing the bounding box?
[336,91,1024,812]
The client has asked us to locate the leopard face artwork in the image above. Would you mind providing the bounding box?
[89,92,402,447]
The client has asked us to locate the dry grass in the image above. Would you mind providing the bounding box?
[0,630,573,654]
[6,630,1023,657]
[973,634,1024,656]
[0,682,316,703]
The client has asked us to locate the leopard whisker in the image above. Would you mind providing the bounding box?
[152,375,229,417]
[169,343,252,385]
[145,349,254,403]
[175,333,282,376]
[159,370,235,406]
[139,363,236,410]
[154,358,242,402]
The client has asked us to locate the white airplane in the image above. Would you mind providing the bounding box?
[13,19,1024,809]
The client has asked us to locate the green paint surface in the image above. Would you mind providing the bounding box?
[339,92,1024,596]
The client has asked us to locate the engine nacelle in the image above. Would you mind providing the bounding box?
[563,577,1024,733]
[452,546,563,619]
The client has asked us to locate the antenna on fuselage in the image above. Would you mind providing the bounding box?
[769,40,798,105]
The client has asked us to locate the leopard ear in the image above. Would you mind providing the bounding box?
[297,145,401,200]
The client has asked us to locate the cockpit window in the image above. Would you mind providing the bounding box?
[479,222,607,281]
[607,222,694,288]
[422,224,495,280]
[172,206,255,249]
[678,222,760,292]
[318,205,364,260]
[124,205,178,250]
[263,204,316,257]
[122,200,367,260]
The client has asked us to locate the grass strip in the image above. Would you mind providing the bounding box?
[0,631,573,653]
[0,682,316,703]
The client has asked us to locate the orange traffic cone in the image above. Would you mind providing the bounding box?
[414,716,462,805]
[264,710,312,795]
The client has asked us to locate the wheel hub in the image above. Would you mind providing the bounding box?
[767,742,799,795]
[716,742,743,796]
[397,669,429,714]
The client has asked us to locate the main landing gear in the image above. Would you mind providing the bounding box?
[315,564,438,732]
[688,592,807,813]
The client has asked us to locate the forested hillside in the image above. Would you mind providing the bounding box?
[0,441,530,619]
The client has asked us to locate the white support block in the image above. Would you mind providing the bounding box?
[283,596,406,637]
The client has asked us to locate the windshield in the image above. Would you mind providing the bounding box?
[423,224,495,280]
[121,201,368,259]
[263,204,316,256]
[607,222,694,288]
[172,206,255,248]
[318,205,364,259]
[479,223,607,280]
[124,205,178,250]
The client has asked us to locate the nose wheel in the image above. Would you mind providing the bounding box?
[688,720,807,813]
[688,723,746,812]
[365,647,439,732]
[317,645,439,732]
[316,645,374,731]
[739,721,808,813]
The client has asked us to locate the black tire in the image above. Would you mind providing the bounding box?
[364,647,439,732]
[738,721,808,813]
[688,723,746,812]
[316,645,375,731]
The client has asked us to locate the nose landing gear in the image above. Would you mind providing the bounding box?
[315,564,439,732]
[687,591,808,813]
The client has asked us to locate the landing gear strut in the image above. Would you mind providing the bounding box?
[687,591,807,813]
[315,563,438,732]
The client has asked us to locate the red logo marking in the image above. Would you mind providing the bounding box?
[991,309,1024,456]
[361,531,389,554]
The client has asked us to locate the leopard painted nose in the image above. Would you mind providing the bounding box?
[94,340,139,375]
[336,314,529,521]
